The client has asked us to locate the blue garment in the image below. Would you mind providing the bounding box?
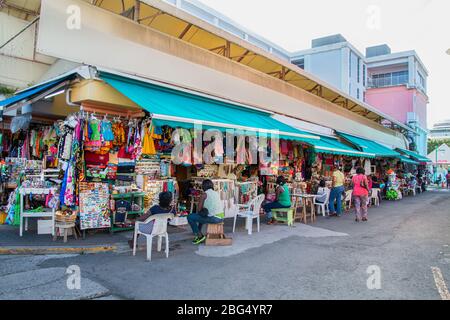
[263,201,291,220]
[329,186,345,216]
[101,121,115,141]
[187,213,223,235]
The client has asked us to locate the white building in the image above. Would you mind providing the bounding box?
[290,34,367,102]
[429,120,450,139]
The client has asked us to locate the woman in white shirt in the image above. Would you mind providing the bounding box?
[187,179,225,245]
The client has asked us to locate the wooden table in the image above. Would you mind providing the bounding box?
[292,194,316,224]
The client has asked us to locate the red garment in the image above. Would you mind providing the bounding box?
[118,146,133,159]
[84,152,109,166]
[280,141,289,155]
[352,174,369,197]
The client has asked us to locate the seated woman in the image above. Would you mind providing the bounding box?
[187,179,225,245]
[263,176,291,225]
[128,192,175,248]
[315,180,329,204]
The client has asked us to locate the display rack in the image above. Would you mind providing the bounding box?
[110,191,146,233]
[141,177,178,208]
[235,181,258,205]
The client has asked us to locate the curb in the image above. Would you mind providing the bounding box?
[0,234,194,255]
[0,245,117,255]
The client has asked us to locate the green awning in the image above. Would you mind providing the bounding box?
[396,148,432,163]
[337,132,402,158]
[100,72,319,143]
[306,136,375,158]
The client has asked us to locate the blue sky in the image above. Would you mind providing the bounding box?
[198,0,450,128]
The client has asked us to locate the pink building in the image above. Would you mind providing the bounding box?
[365,45,429,156]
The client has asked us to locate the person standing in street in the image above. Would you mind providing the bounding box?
[352,167,370,222]
[328,166,345,217]
[446,171,450,189]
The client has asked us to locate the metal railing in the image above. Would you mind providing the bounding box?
[368,73,409,88]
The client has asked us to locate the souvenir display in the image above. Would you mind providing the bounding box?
[79,182,111,230]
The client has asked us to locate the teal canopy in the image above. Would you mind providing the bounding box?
[396,148,431,163]
[306,136,375,158]
[0,75,74,108]
[100,72,319,143]
[337,132,401,158]
[398,155,419,165]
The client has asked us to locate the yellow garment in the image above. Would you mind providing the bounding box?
[142,126,160,155]
[333,170,345,187]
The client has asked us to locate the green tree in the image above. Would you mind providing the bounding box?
[0,86,16,96]
[428,139,450,154]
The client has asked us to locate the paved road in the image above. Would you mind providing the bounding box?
[1,189,449,300]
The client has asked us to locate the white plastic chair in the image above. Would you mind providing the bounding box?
[344,190,353,211]
[407,185,416,197]
[233,194,265,235]
[314,189,330,217]
[371,188,380,206]
[133,213,174,261]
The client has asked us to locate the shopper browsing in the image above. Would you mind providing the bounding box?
[328,166,345,217]
[352,167,369,222]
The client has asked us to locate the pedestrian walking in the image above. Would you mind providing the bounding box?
[352,167,369,222]
[446,172,450,189]
[328,166,345,217]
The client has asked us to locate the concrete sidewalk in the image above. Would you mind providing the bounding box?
[0,223,193,255]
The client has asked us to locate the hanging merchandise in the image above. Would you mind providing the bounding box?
[112,120,126,147]
[101,118,115,141]
[364,159,372,176]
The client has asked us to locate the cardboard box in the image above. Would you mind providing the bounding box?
[37,219,53,235]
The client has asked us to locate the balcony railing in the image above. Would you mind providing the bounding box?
[368,74,409,88]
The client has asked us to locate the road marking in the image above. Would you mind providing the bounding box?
[431,267,450,300]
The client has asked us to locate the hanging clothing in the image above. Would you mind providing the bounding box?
[113,122,126,147]
[88,119,101,141]
[101,120,115,141]
[142,124,159,156]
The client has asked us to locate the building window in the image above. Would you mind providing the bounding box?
[363,65,366,86]
[357,58,361,83]
[369,70,409,88]
[357,88,360,100]
[417,72,426,91]
[349,53,352,78]
[292,58,305,69]
[349,83,352,96]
